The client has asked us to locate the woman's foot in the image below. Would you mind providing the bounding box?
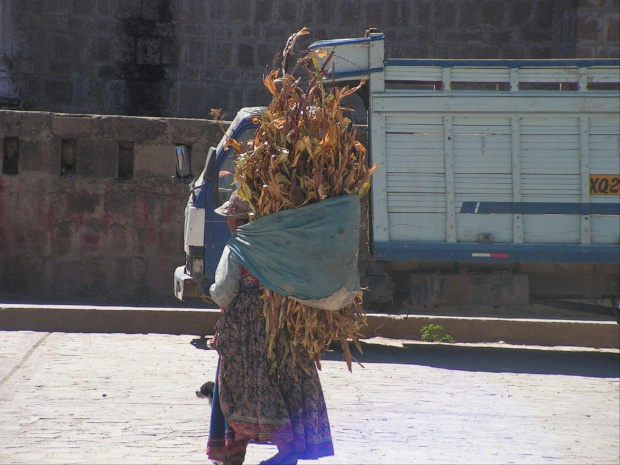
[259,450,298,465]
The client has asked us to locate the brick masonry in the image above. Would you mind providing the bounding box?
[3,0,619,118]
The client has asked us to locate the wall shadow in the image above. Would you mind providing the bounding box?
[323,340,620,379]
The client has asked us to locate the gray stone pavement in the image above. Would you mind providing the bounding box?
[0,331,618,465]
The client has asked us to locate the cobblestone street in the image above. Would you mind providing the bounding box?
[1,331,618,464]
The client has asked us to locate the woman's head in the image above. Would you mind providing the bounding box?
[214,190,251,232]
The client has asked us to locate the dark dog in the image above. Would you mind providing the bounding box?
[196,381,214,404]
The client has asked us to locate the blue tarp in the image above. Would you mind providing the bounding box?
[227,195,361,310]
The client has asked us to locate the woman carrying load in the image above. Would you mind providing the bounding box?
[207,190,334,465]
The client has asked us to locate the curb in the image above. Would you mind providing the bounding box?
[0,304,618,350]
[362,314,619,349]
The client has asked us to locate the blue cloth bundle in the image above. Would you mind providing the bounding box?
[227,195,361,310]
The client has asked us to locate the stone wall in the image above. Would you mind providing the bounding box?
[574,0,620,57]
[1,0,618,306]
[4,0,618,118]
[0,109,223,305]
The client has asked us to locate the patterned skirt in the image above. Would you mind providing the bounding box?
[208,276,334,461]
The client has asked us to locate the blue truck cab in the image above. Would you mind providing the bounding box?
[174,107,263,301]
[175,33,619,310]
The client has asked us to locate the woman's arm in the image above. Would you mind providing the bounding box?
[209,245,243,308]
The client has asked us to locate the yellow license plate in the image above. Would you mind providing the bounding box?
[590,175,620,196]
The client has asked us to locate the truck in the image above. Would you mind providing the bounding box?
[173,32,620,315]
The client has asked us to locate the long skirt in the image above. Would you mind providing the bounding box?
[211,278,334,461]
[206,358,250,464]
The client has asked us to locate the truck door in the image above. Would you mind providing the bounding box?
[203,121,257,284]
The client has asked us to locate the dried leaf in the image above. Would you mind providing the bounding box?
[225,27,375,372]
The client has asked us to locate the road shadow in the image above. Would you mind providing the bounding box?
[322,340,620,379]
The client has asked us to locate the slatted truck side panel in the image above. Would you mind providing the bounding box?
[309,33,619,308]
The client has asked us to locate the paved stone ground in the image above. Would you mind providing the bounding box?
[0,331,618,465]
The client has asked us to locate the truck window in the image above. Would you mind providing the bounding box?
[214,128,255,207]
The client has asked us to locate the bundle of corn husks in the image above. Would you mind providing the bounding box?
[225,28,376,372]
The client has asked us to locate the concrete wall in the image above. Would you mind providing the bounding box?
[0,109,223,305]
[3,0,618,118]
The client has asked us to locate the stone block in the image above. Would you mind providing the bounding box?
[122,17,157,37]
[121,258,149,299]
[510,1,533,26]
[134,143,177,177]
[19,137,61,174]
[161,37,178,65]
[97,0,114,15]
[0,111,52,138]
[76,139,118,178]
[137,37,161,65]
[15,77,43,109]
[65,188,102,214]
[102,223,134,258]
[93,115,167,143]
[73,0,95,15]
[89,36,113,61]
[7,210,53,256]
[481,0,506,26]
[153,210,185,256]
[189,141,210,176]
[237,42,255,68]
[50,33,74,61]
[528,45,554,59]
[256,0,273,22]
[533,0,554,27]
[141,0,173,21]
[257,45,276,69]
[337,1,362,26]
[604,16,619,44]
[104,189,136,216]
[518,25,553,43]
[178,83,210,116]
[147,258,183,299]
[211,41,234,67]
[52,220,74,257]
[115,0,142,19]
[165,118,211,145]
[44,80,73,106]
[42,0,71,15]
[121,116,168,142]
[51,115,94,138]
[116,35,136,63]
[97,65,117,79]
[187,40,206,66]
[155,22,174,37]
[123,79,172,116]
[106,80,126,110]
[0,256,45,295]
[577,15,602,41]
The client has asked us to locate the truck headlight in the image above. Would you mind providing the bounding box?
[188,256,204,277]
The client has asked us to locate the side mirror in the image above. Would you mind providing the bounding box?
[175,145,192,178]
[204,146,216,182]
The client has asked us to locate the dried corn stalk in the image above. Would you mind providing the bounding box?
[226,28,376,372]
